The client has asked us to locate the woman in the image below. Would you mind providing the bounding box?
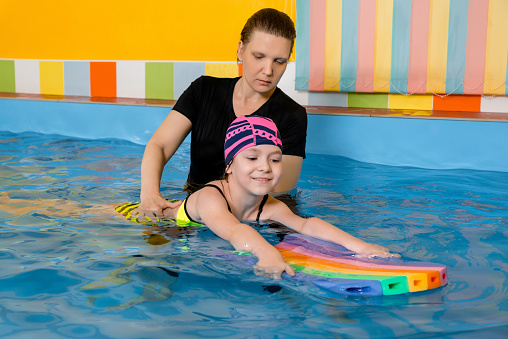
[140,8,307,220]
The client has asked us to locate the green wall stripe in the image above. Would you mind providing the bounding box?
[348,93,388,108]
[145,62,174,100]
[0,60,16,93]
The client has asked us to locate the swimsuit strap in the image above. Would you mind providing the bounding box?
[201,184,232,213]
[256,194,269,222]
[183,184,232,224]
[185,184,267,223]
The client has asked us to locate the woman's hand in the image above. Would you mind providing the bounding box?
[353,243,400,259]
[253,249,295,279]
[139,195,182,220]
[139,111,191,220]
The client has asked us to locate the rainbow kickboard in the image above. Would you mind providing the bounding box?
[115,201,448,296]
[216,233,447,297]
[274,234,447,296]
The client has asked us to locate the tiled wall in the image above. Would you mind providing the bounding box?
[305,91,508,114]
[296,0,508,96]
[1,59,507,113]
[0,60,239,100]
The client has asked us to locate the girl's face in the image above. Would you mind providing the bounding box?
[237,30,292,94]
[226,144,282,196]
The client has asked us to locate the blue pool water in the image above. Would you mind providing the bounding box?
[1,131,507,338]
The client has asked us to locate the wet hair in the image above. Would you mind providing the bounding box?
[222,164,232,182]
[240,8,296,55]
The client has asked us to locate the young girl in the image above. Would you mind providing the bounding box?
[171,115,398,279]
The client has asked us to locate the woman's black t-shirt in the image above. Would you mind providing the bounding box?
[173,76,307,186]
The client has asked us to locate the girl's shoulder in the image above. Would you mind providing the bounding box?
[186,181,231,223]
[262,195,290,216]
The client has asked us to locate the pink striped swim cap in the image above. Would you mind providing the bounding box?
[224,115,283,165]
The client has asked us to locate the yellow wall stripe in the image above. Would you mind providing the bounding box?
[324,0,342,91]
[40,61,64,95]
[483,0,508,95]
[373,0,393,93]
[205,63,239,78]
[426,0,450,94]
[0,0,292,61]
[388,94,433,110]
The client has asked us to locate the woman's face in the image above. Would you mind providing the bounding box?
[237,30,292,94]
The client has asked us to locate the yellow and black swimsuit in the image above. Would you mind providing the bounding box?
[177,184,269,224]
[116,183,269,225]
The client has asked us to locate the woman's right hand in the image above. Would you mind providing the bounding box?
[139,111,191,221]
[139,195,182,220]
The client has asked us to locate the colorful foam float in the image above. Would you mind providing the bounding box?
[115,202,447,296]
[271,233,447,297]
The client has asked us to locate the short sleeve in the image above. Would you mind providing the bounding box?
[279,105,307,158]
[172,76,205,123]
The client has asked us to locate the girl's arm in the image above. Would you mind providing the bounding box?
[194,189,295,279]
[268,199,399,258]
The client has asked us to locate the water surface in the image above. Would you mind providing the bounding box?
[1,131,507,338]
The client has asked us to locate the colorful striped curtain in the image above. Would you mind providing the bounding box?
[295,0,508,95]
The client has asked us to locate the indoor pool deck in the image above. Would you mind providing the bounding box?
[1,92,507,172]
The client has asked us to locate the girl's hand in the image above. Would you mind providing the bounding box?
[253,250,296,279]
[353,243,400,259]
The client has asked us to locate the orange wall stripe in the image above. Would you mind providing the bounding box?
[433,95,481,112]
[90,62,117,98]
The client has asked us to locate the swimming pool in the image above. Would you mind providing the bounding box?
[1,130,507,338]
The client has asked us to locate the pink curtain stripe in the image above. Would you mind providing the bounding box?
[407,0,430,94]
[309,0,326,91]
[463,0,489,95]
[356,0,376,92]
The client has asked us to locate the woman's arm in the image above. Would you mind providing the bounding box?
[273,155,302,193]
[140,110,192,219]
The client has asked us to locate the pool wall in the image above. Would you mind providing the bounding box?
[2,98,507,173]
[306,113,508,172]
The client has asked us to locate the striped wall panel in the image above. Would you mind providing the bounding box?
[0,60,240,100]
[296,0,508,96]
